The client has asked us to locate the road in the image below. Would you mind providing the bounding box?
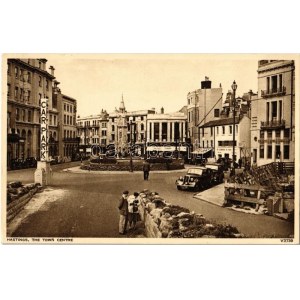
[7,162,294,238]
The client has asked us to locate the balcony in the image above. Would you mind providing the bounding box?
[261,86,286,98]
[63,137,80,143]
[261,119,285,129]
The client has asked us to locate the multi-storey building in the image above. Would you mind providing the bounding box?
[53,80,79,159]
[7,59,56,168]
[76,97,155,157]
[146,109,188,156]
[187,77,223,145]
[199,115,251,162]
[251,60,295,166]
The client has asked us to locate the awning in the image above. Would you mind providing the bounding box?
[191,148,212,155]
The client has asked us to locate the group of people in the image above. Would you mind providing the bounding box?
[118,191,141,235]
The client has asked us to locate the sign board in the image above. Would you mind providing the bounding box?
[147,146,187,152]
[40,98,48,161]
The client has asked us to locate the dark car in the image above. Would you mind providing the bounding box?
[175,167,213,191]
[205,162,224,184]
[25,157,37,168]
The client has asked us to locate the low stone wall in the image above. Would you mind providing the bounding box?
[7,181,41,223]
[139,190,242,238]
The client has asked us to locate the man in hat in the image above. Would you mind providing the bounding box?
[142,160,151,180]
[118,190,129,235]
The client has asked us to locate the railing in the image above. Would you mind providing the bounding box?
[261,119,285,129]
[261,86,286,98]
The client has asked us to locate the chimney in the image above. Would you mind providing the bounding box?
[49,66,55,76]
[161,107,164,114]
[151,107,156,113]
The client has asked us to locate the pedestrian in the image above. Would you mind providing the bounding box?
[238,158,242,168]
[127,192,140,230]
[143,160,150,180]
[118,190,129,235]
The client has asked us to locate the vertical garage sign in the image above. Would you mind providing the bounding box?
[40,98,48,161]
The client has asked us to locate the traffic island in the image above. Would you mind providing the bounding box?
[138,190,242,238]
[7,181,42,223]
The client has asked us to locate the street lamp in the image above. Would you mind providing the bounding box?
[129,116,134,172]
[231,80,238,175]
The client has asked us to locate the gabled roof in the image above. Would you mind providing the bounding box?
[199,117,240,128]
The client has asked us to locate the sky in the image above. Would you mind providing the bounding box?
[45,54,259,117]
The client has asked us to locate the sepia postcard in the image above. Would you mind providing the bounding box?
[1,53,299,244]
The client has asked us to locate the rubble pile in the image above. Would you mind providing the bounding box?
[7,181,41,204]
[139,190,241,238]
[7,181,42,223]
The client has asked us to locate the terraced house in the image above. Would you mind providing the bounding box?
[251,60,295,166]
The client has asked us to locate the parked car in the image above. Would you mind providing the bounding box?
[175,167,213,191]
[205,162,224,184]
[25,157,37,168]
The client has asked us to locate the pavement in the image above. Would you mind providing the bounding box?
[194,184,225,206]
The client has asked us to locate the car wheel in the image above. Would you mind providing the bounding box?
[177,186,182,191]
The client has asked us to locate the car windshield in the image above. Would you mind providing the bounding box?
[187,168,203,175]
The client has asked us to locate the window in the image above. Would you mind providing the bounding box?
[20,69,24,81]
[275,145,281,159]
[216,127,219,135]
[267,131,272,139]
[260,145,264,158]
[14,87,18,99]
[284,129,290,138]
[7,84,11,97]
[102,130,107,136]
[267,145,272,159]
[211,140,213,147]
[260,131,264,139]
[284,145,289,159]
[39,76,42,87]
[22,109,26,121]
[50,115,52,125]
[67,115,69,125]
[279,100,282,121]
[141,133,144,141]
[64,130,66,138]
[141,124,144,131]
[210,127,213,136]
[27,72,31,83]
[214,109,220,118]
[70,116,72,125]
[141,116,144,121]
[7,63,11,75]
[27,91,31,102]
[39,61,41,68]
[15,67,18,79]
[46,80,49,90]
[271,75,277,92]
[64,115,66,124]
[266,102,270,122]
[162,122,167,141]
[236,125,238,134]
[64,104,66,111]
[20,88,24,101]
[279,74,283,91]
[154,123,159,141]
[67,105,69,112]
[16,108,19,121]
[222,126,225,134]
[111,134,115,141]
[28,110,32,122]
[275,130,281,138]
[271,101,277,119]
[229,126,232,134]
[70,106,72,113]
[102,122,107,128]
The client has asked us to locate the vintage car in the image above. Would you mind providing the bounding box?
[175,167,213,191]
[205,162,224,184]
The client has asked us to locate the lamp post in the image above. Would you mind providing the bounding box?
[129,116,134,172]
[231,80,238,175]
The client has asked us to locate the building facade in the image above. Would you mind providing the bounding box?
[187,77,223,145]
[7,59,56,168]
[251,60,295,166]
[199,116,251,162]
[53,81,79,159]
[76,97,155,157]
